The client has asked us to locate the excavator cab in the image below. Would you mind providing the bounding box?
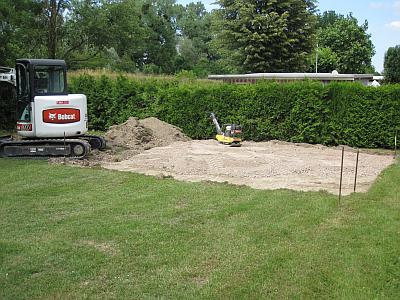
[0,66,16,129]
[16,59,67,126]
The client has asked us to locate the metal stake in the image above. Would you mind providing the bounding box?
[63,131,66,164]
[339,147,344,204]
[353,150,359,193]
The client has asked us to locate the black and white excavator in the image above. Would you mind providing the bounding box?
[0,59,105,158]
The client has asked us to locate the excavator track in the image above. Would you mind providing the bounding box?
[0,138,91,159]
[80,135,107,150]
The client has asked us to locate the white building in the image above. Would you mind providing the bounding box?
[208,72,383,86]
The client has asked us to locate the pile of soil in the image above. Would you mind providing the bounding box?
[93,117,190,162]
[106,117,190,149]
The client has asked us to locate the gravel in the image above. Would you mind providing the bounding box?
[102,139,395,195]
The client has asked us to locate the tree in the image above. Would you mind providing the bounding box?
[64,0,144,70]
[0,0,105,66]
[100,0,179,73]
[308,46,339,73]
[1,0,237,74]
[384,45,400,83]
[62,1,111,67]
[0,0,46,66]
[213,0,317,73]
[142,0,179,73]
[176,2,212,73]
[315,11,375,74]
[44,0,71,59]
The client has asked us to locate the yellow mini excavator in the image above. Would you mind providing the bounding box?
[210,112,242,146]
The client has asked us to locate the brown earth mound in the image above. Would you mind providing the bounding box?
[139,117,191,146]
[92,117,190,162]
[106,117,190,149]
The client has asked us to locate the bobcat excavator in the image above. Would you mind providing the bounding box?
[210,112,242,146]
[0,59,106,158]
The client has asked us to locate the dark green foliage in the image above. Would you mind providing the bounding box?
[384,45,400,83]
[69,75,400,149]
[1,2,379,76]
[175,2,214,75]
[69,75,177,130]
[0,82,16,130]
[0,0,45,66]
[214,0,317,73]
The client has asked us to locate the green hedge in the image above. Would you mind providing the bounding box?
[69,74,400,149]
[0,82,16,131]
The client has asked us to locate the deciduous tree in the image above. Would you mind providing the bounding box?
[315,11,375,74]
[176,2,212,73]
[384,45,400,83]
[44,0,71,59]
[0,0,45,66]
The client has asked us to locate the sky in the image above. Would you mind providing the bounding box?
[177,0,400,73]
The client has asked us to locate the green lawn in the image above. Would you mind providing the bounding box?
[0,159,399,299]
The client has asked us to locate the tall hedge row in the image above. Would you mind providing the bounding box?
[0,82,16,130]
[69,74,400,149]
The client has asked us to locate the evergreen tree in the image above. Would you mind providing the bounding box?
[214,0,317,73]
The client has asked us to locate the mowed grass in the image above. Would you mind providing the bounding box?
[0,159,399,299]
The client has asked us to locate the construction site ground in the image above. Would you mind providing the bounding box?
[102,139,393,195]
[85,117,395,196]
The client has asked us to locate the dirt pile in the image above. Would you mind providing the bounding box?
[105,117,153,150]
[140,117,191,146]
[91,117,190,162]
[105,117,189,149]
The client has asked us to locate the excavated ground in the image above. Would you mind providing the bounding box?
[103,140,394,195]
[57,117,395,195]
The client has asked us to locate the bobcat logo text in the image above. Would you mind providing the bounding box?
[43,108,81,124]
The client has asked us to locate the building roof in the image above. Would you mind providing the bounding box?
[373,76,384,81]
[208,73,374,81]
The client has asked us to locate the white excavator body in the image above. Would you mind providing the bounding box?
[17,93,88,138]
[0,59,105,158]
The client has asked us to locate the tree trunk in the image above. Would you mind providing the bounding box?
[48,0,58,59]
